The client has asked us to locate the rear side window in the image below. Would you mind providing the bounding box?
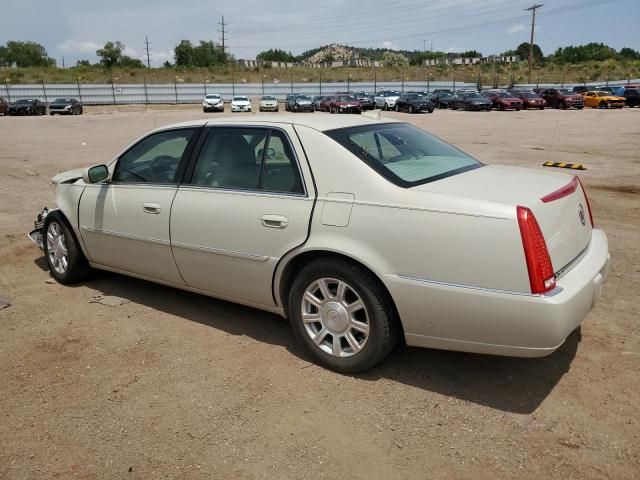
[325,123,481,188]
[189,128,304,194]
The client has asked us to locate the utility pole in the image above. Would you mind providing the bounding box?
[525,3,543,84]
[145,36,152,68]
[61,56,65,68]
[218,16,228,55]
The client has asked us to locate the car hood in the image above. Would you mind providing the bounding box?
[52,169,84,184]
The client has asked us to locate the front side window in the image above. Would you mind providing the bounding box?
[190,128,304,194]
[326,123,482,187]
[113,128,195,184]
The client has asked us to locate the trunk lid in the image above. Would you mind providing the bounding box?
[413,164,593,274]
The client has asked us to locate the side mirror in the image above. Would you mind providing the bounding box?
[82,164,109,184]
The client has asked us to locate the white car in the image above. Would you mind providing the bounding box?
[28,115,609,373]
[202,94,224,112]
[259,95,279,112]
[231,96,252,112]
[374,90,401,110]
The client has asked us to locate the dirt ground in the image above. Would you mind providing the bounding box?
[1,105,638,479]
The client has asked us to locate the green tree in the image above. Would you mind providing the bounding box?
[619,47,640,60]
[174,40,195,66]
[76,60,92,67]
[0,45,9,66]
[96,41,124,68]
[174,40,227,67]
[382,51,409,67]
[1,41,55,67]
[257,48,295,62]
[515,42,544,64]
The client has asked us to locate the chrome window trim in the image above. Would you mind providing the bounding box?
[177,184,312,200]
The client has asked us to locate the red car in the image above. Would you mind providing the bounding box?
[319,96,334,112]
[0,97,8,116]
[329,94,362,114]
[539,88,584,109]
[508,90,547,110]
[481,90,523,111]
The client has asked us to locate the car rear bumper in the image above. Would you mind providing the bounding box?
[386,229,609,357]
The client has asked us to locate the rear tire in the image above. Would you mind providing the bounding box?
[43,213,91,285]
[288,257,399,373]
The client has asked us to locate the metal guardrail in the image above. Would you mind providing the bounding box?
[2,79,638,106]
[1,81,477,105]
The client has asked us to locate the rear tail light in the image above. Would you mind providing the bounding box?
[517,206,556,294]
[541,176,579,203]
[576,177,594,227]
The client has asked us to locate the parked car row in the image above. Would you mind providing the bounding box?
[0,97,83,116]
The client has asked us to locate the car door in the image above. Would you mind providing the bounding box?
[170,125,314,307]
[78,127,199,284]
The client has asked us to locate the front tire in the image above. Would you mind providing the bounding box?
[288,257,399,373]
[43,213,91,284]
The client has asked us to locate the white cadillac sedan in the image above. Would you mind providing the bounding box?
[29,115,610,372]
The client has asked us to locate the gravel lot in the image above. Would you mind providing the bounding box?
[1,105,638,479]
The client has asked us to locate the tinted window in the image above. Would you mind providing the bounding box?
[326,123,481,188]
[190,128,303,194]
[113,129,194,184]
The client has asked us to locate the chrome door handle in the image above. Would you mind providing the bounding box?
[142,203,162,214]
[261,214,289,229]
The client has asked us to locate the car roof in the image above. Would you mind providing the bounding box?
[154,114,400,133]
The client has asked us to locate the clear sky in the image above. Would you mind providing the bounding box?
[2,0,638,66]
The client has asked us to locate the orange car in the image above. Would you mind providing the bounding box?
[583,91,625,109]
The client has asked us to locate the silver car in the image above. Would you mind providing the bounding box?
[29,115,610,373]
[259,95,279,112]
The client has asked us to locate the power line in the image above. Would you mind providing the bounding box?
[145,36,152,68]
[525,3,543,83]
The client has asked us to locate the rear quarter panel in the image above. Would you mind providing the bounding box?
[288,125,530,297]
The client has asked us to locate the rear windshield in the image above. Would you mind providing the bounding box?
[325,123,482,187]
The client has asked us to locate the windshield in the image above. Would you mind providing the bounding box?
[594,91,609,97]
[494,92,512,98]
[296,96,312,101]
[406,94,423,100]
[262,95,276,100]
[15,99,32,104]
[205,95,220,99]
[233,96,248,101]
[337,95,357,102]
[326,123,481,187]
[54,98,73,103]
[558,89,573,95]
[465,93,482,99]
[384,91,400,97]
[518,92,537,98]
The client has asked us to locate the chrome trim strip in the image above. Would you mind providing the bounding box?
[81,226,169,246]
[554,242,590,280]
[389,274,563,298]
[171,241,270,262]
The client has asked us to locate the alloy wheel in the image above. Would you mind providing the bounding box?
[46,222,68,275]
[301,278,370,358]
